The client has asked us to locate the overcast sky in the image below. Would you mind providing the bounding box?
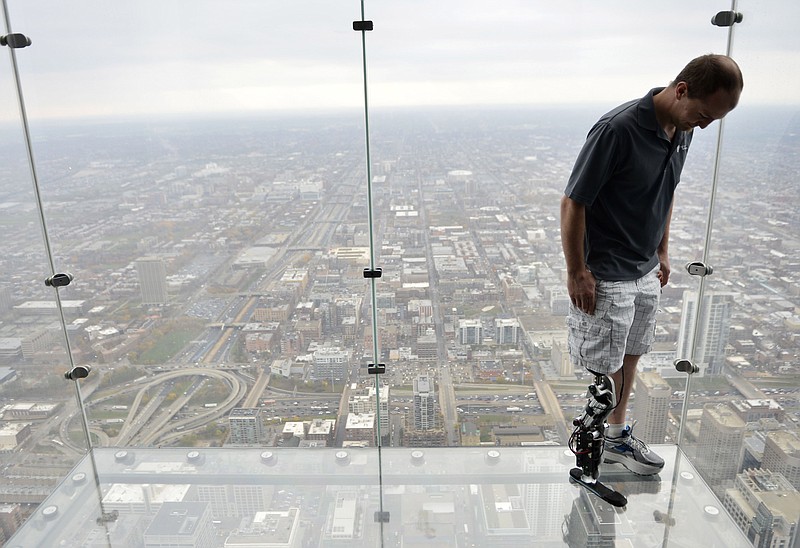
[3,1,799,120]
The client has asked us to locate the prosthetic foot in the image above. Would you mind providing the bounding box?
[568,374,627,508]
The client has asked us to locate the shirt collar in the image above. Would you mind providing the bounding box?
[638,87,681,143]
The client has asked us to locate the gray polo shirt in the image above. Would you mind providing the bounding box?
[565,88,692,281]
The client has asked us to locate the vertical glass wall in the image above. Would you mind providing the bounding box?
[680,0,800,510]
[1,0,91,533]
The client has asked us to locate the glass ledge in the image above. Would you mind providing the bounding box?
[9,445,749,547]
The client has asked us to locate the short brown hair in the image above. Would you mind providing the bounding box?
[672,54,744,99]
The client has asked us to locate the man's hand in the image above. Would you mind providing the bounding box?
[658,257,670,287]
[568,269,597,314]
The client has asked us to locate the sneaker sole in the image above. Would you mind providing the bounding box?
[603,453,664,475]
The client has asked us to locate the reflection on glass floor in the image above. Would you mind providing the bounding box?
[9,445,749,547]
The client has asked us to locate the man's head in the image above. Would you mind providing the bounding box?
[668,54,743,131]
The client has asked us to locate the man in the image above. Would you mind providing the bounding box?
[562,54,743,476]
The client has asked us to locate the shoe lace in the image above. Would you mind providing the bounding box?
[624,422,650,454]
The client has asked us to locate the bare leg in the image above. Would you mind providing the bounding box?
[608,354,641,425]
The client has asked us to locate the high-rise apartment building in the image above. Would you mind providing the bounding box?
[228,408,263,445]
[457,319,482,345]
[495,318,520,346]
[413,374,437,430]
[135,257,168,305]
[631,370,671,444]
[676,291,734,376]
[722,468,800,548]
[696,403,746,486]
[762,430,800,491]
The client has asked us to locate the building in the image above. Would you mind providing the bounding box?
[307,418,336,445]
[413,374,437,431]
[135,257,168,305]
[491,425,545,446]
[415,330,438,361]
[0,504,25,542]
[223,508,300,547]
[762,430,800,491]
[676,291,734,376]
[495,318,521,346]
[696,403,746,486]
[195,484,273,519]
[143,501,215,548]
[722,469,800,548]
[522,451,569,540]
[311,347,350,382]
[457,319,483,345]
[348,384,389,434]
[0,422,32,451]
[631,370,671,444]
[344,413,375,446]
[731,399,786,423]
[551,334,573,378]
[228,408,263,445]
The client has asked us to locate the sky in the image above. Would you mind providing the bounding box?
[2,1,799,120]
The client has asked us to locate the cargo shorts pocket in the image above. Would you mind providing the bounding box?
[567,314,612,371]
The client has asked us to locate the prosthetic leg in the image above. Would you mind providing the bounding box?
[568,374,627,507]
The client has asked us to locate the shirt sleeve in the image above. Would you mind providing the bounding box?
[564,122,619,206]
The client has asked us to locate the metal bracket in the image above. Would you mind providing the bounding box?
[685,261,713,277]
[674,359,699,375]
[711,11,743,27]
[65,365,91,381]
[353,21,374,32]
[363,267,382,279]
[368,363,386,375]
[0,33,32,48]
[45,272,74,288]
[374,511,390,523]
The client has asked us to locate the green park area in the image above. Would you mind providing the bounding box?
[129,320,204,364]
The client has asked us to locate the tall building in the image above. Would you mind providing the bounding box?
[631,370,671,444]
[522,452,568,540]
[135,257,168,305]
[722,469,800,548]
[762,430,800,491]
[349,383,390,434]
[228,408,263,445]
[413,374,437,430]
[457,319,482,345]
[696,403,746,486]
[676,291,734,376]
[495,318,521,346]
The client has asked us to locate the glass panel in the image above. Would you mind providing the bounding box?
[1,1,92,540]
[8,446,751,547]
[681,0,800,524]
[6,0,382,534]
[364,1,723,453]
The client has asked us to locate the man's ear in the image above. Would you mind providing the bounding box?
[674,81,688,99]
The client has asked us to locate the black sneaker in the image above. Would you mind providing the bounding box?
[603,424,664,475]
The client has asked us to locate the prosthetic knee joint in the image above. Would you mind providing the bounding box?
[571,374,617,483]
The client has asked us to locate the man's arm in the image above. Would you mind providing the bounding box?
[561,195,596,314]
[657,200,674,287]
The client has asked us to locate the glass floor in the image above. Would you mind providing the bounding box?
[8,445,749,547]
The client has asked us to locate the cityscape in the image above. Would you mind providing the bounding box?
[0,105,797,546]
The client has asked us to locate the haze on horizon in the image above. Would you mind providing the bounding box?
[2,1,799,122]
